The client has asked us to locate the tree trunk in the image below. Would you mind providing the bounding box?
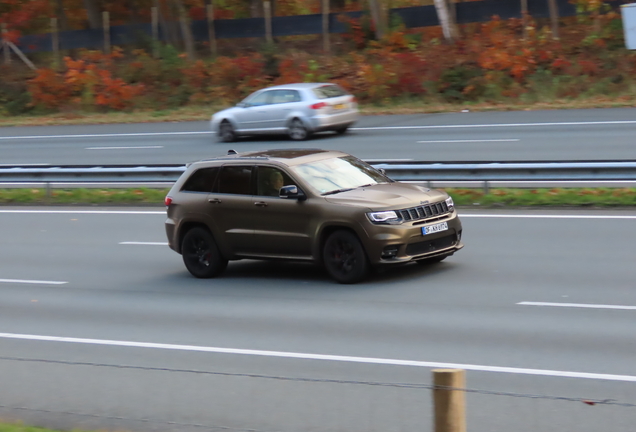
[547,0,559,38]
[155,0,180,48]
[521,0,528,39]
[250,0,263,18]
[433,0,458,43]
[368,0,385,39]
[84,0,102,29]
[51,0,70,31]
[172,0,195,60]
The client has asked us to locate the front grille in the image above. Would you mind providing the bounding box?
[406,233,456,256]
[398,201,449,222]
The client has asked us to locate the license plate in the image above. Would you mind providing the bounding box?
[422,222,448,235]
[333,103,346,110]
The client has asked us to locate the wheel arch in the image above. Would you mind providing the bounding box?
[315,224,365,265]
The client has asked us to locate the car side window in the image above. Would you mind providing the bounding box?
[181,167,220,193]
[256,166,294,197]
[271,90,301,104]
[244,91,271,107]
[216,166,253,195]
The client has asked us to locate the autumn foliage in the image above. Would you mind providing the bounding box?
[0,4,633,115]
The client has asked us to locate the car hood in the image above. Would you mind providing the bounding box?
[323,183,447,210]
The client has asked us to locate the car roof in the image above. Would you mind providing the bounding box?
[258,83,338,91]
[193,149,349,167]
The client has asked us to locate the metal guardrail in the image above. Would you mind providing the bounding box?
[2,161,636,191]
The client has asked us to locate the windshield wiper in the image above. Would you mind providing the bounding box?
[322,188,356,196]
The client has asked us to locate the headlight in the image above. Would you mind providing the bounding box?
[367,210,402,225]
[445,196,454,210]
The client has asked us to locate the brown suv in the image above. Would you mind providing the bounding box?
[165,149,463,283]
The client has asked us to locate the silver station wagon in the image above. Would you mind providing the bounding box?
[210,83,359,142]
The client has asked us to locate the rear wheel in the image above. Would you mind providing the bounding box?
[181,227,228,278]
[288,118,311,141]
[219,121,236,143]
[323,230,369,284]
[335,125,349,135]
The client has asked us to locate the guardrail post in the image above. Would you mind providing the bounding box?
[483,181,490,195]
[46,182,51,203]
[433,369,466,432]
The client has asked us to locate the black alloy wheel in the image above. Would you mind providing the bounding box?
[219,121,236,143]
[335,126,349,135]
[323,230,369,284]
[288,118,310,141]
[181,227,228,278]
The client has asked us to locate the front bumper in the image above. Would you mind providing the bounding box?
[363,210,464,265]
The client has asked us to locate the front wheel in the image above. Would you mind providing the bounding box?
[181,227,228,278]
[219,121,236,143]
[323,230,369,284]
[288,118,311,141]
[335,125,349,135]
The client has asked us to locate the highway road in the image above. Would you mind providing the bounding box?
[1,207,635,432]
[1,108,636,165]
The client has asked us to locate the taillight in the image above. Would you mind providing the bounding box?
[310,102,327,110]
[164,196,173,206]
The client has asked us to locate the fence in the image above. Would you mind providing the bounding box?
[1,355,635,432]
[14,0,623,54]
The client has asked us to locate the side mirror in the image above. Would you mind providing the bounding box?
[379,168,386,175]
[237,102,249,108]
[279,185,306,201]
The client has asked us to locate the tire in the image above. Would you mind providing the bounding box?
[323,230,369,284]
[415,255,447,265]
[335,126,349,135]
[181,227,228,278]
[219,120,236,143]
[288,118,311,141]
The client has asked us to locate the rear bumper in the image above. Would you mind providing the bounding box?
[310,110,359,131]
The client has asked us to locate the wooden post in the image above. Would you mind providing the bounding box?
[264,0,273,44]
[322,0,330,53]
[206,3,217,57]
[433,369,466,432]
[51,17,60,69]
[151,6,159,58]
[1,23,10,65]
[521,0,528,39]
[103,11,111,54]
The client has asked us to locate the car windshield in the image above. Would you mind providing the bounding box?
[291,156,388,195]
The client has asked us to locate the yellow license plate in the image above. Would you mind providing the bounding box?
[333,104,346,110]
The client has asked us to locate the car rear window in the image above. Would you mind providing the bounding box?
[181,167,220,193]
[312,85,347,99]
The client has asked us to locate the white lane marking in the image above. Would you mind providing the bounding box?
[1,119,635,141]
[0,163,50,166]
[0,210,634,219]
[462,214,636,219]
[119,241,168,246]
[0,279,67,285]
[352,120,636,131]
[0,131,214,140]
[0,332,634,382]
[0,210,164,215]
[86,146,164,150]
[417,139,520,143]
[364,158,414,162]
[519,301,636,310]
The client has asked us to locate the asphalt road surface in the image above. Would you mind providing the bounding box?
[1,207,635,432]
[2,108,636,165]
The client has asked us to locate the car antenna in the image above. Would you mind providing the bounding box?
[227,149,238,155]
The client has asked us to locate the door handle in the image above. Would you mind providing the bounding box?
[208,198,222,204]
[254,201,268,207]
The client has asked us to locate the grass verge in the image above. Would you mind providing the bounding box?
[0,423,76,432]
[0,96,635,128]
[2,187,636,207]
